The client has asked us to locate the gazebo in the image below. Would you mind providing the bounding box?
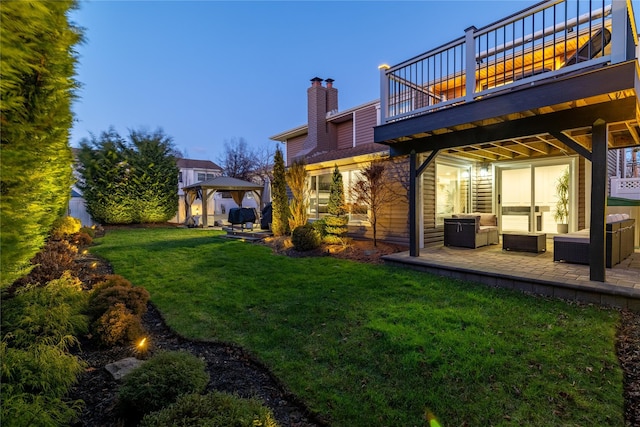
[182,176,263,227]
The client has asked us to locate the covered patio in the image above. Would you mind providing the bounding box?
[383,237,640,310]
[374,0,640,283]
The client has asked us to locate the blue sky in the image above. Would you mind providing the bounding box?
[70,0,639,163]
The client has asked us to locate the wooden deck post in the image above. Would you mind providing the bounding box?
[589,119,607,282]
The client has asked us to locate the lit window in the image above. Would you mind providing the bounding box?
[436,163,471,226]
[308,170,369,224]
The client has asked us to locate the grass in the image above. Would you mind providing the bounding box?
[91,227,624,426]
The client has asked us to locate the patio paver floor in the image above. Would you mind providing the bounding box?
[383,238,640,311]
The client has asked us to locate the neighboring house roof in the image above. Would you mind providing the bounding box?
[176,158,222,170]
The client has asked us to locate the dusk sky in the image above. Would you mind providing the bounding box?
[70,0,639,163]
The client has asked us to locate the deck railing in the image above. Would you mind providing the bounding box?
[380,0,637,124]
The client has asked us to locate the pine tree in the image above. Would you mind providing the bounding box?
[1,0,83,287]
[270,147,290,236]
[324,165,349,243]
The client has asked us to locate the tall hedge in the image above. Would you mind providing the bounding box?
[77,128,179,224]
[0,0,83,287]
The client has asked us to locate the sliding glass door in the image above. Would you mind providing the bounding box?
[498,160,572,233]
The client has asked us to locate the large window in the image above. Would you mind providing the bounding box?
[436,163,471,226]
[308,169,368,224]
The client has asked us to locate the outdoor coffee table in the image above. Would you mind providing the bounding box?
[502,232,546,253]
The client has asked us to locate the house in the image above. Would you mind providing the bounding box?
[272,0,639,283]
[173,158,259,226]
[270,78,410,243]
[372,0,639,281]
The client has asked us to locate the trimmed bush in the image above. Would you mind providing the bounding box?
[87,275,149,319]
[311,218,327,238]
[118,351,209,419]
[71,232,93,246]
[79,226,96,238]
[11,240,79,289]
[291,224,321,252]
[140,392,279,427]
[94,303,144,346]
[51,216,82,240]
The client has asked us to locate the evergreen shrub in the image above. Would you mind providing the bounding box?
[1,274,88,426]
[140,392,279,427]
[11,240,79,291]
[71,232,93,246]
[118,351,210,419]
[2,273,88,348]
[311,218,327,237]
[51,216,82,240]
[291,224,321,251]
[94,302,144,346]
[79,226,96,238]
[88,275,149,319]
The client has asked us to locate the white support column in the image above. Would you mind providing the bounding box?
[610,0,629,64]
[465,26,477,102]
[379,64,390,124]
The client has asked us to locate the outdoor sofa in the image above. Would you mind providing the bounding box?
[553,214,635,267]
[444,213,499,249]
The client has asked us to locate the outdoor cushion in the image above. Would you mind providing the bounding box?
[477,213,497,227]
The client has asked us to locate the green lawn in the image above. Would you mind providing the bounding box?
[91,227,624,426]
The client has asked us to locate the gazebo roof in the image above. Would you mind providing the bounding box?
[182,176,262,191]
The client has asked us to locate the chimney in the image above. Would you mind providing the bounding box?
[298,77,338,158]
[325,78,338,114]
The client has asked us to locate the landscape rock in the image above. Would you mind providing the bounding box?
[104,357,145,381]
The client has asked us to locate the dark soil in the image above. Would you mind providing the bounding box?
[69,302,327,427]
[68,234,640,426]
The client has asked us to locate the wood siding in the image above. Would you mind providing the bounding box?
[286,134,307,165]
[422,161,442,247]
[355,105,377,146]
[345,156,410,245]
[336,120,353,150]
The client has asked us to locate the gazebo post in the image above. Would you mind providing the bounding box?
[201,188,208,227]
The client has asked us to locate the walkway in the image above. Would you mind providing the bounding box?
[382,239,640,311]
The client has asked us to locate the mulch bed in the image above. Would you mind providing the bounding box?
[68,234,639,426]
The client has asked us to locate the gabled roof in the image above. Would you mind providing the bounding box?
[269,100,379,142]
[182,176,262,191]
[176,158,222,170]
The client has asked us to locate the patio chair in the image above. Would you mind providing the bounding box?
[444,213,499,249]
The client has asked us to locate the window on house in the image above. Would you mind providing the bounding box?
[308,170,369,224]
[178,172,183,183]
[196,172,217,182]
